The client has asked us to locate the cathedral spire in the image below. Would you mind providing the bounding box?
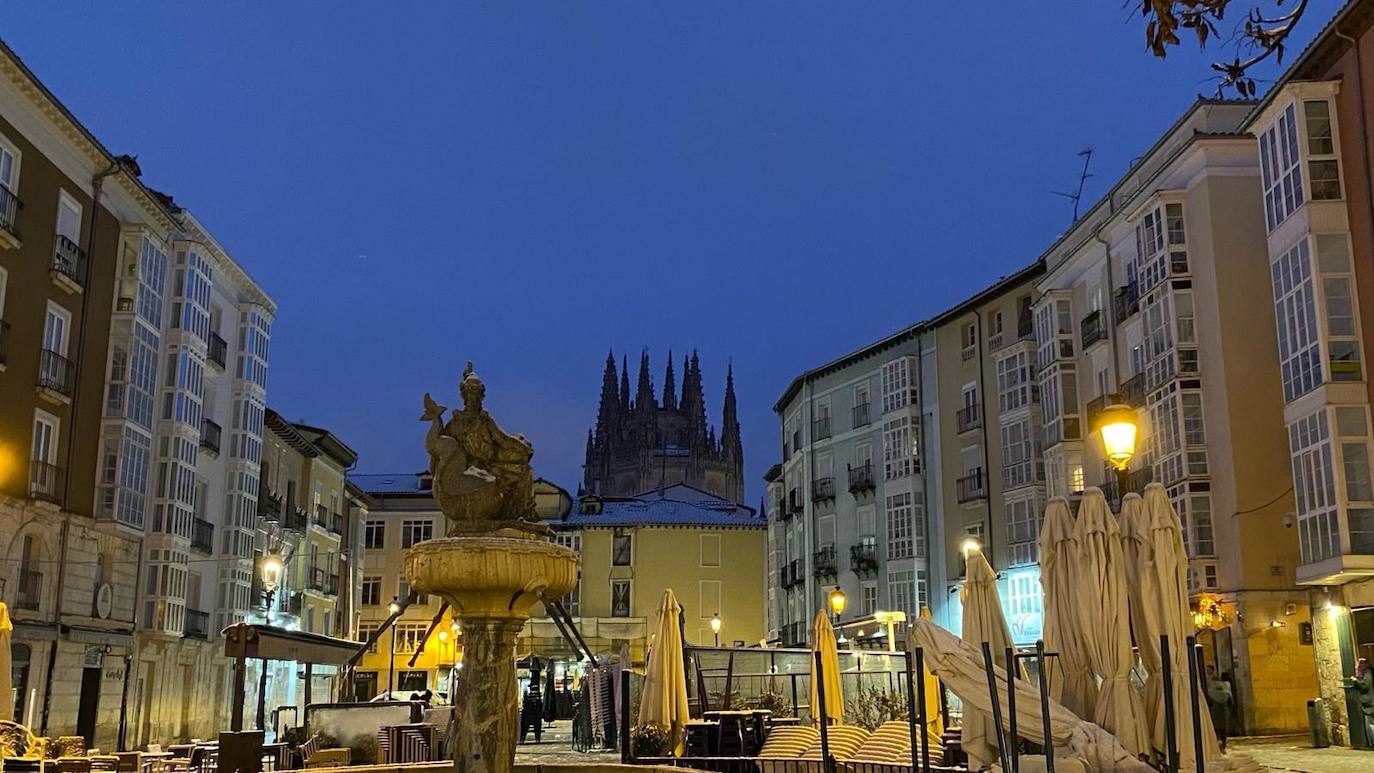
[596,350,619,439]
[620,355,631,413]
[662,350,677,411]
[635,349,656,411]
[722,361,741,459]
[687,350,708,444]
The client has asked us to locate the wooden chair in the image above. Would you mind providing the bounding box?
[111,753,140,773]
[298,735,350,769]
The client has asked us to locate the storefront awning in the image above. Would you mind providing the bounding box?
[221,623,363,666]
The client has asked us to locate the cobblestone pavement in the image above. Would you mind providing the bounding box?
[1229,735,1374,773]
[515,721,621,765]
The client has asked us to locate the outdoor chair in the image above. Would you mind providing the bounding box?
[86,756,119,772]
[51,756,93,773]
[757,726,818,759]
[111,752,139,773]
[298,736,350,769]
[798,725,869,761]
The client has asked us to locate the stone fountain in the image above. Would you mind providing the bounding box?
[405,363,577,773]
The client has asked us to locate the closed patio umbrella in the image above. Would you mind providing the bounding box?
[960,548,1022,770]
[809,610,843,726]
[918,606,945,747]
[1119,494,1166,741]
[637,589,690,756]
[1038,496,1097,720]
[1071,487,1149,757]
[1142,483,1221,766]
[0,602,11,722]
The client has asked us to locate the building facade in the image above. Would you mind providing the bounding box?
[583,351,744,503]
[1241,0,1374,745]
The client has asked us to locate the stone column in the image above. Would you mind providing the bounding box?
[449,616,525,773]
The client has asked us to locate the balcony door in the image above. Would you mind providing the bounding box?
[32,413,57,467]
[42,303,69,357]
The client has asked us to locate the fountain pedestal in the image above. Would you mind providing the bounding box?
[406,534,577,773]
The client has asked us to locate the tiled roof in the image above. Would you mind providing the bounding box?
[562,483,763,528]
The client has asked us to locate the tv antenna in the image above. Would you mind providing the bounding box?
[1052,148,1094,224]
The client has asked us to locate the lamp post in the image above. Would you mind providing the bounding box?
[256,551,284,731]
[710,613,722,646]
[828,587,847,625]
[388,597,401,697]
[1096,402,1139,505]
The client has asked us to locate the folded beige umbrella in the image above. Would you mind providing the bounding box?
[1071,488,1149,758]
[960,548,1023,770]
[1142,483,1221,766]
[1039,497,1098,719]
[0,602,11,722]
[1119,493,1164,733]
[809,610,844,726]
[636,589,690,756]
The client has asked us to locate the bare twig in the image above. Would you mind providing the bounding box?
[1142,0,1312,96]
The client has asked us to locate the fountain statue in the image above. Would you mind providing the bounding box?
[406,363,577,773]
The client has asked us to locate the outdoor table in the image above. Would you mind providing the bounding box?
[702,711,753,756]
[683,720,715,757]
[768,716,801,726]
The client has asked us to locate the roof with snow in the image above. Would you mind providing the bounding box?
[561,483,763,529]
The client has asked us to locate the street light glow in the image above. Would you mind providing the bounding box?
[828,587,847,617]
[710,613,721,634]
[1097,403,1139,471]
[388,598,401,615]
[259,552,284,592]
[960,537,982,557]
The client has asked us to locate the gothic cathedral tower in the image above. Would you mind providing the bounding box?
[582,350,745,503]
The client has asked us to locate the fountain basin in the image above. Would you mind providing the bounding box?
[405,536,577,619]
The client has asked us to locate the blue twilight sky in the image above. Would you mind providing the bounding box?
[1,2,1327,504]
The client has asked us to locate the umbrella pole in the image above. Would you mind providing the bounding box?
[981,642,1012,773]
[903,651,920,773]
[914,647,931,773]
[814,651,834,773]
[1034,641,1055,773]
[1186,636,1205,773]
[1004,647,1019,773]
[1160,635,1180,773]
[619,669,630,763]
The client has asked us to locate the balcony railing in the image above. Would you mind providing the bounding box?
[207,332,228,369]
[812,417,832,441]
[811,477,835,502]
[1017,310,1034,340]
[191,518,214,553]
[781,559,805,589]
[309,567,339,595]
[17,570,42,611]
[259,490,283,521]
[330,512,344,536]
[956,468,988,504]
[774,497,792,522]
[284,505,308,532]
[850,542,879,575]
[200,418,222,455]
[51,234,87,290]
[314,504,330,530]
[788,488,804,514]
[37,349,75,399]
[1118,373,1145,406]
[956,404,981,434]
[183,609,210,640]
[813,546,837,577]
[852,402,871,428]
[847,462,875,494]
[0,319,9,369]
[283,591,304,616]
[1081,310,1105,349]
[0,184,20,241]
[29,461,63,505]
[1114,282,1140,324]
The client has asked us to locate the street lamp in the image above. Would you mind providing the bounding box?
[1096,403,1139,501]
[260,551,285,612]
[387,597,401,698]
[710,613,722,646]
[828,587,847,624]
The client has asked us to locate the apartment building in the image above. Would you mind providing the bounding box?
[769,325,938,647]
[0,40,186,748]
[1237,0,1374,746]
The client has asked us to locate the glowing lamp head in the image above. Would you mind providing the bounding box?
[828,587,847,617]
[960,537,982,557]
[710,613,722,634]
[259,552,285,592]
[388,598,401,615]
[438,630,449,642]
[1097,403,1139,471]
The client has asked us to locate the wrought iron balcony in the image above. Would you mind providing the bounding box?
[283,591,305,616]
[852,402,871,428]
[774,497,792,522]
[313,504,330,530]
[812,546,838,577]
[183,609,210,640]
[51,234,86,291]
[847,462,875,494]
[330,512,344,536]
[29,461,63,505]
[956,404,981,434]
[956,468,988,504]
[200,418,222,455]
[17,569,41,611]
[1081,309,1105,349]
[811,477,835,502]
[850,542,879,575]
[37,349,75,400]
[191,518,214,554]
[284,504,308,532]
[1114,282,1140,324]
[0,184,20,243]
[0,319,9,369]
[781,559,805,589]
[812,417,832,441]
[788,488,804,514]
[1118,373,1145,407]
[258,490,283,521]
[207,331,228,369]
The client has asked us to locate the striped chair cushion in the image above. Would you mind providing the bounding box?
[758,726,819,758]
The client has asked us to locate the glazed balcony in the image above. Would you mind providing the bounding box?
[774,496,792,522]
[0,184,19,247]
[956,468,988,504]
[29,461,63,506]
[812,546,838,577]
[956,404,981,434]
[852,402,871,428]
[207,331,228,370]
[811,477,835,503]
[199,418,222,456]
[847,462,875,494]
[183,609,210,640]
[50,234,86,293]
[191,518,214,554]
[37,349,75,402]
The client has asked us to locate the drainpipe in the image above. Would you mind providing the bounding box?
[41,158,122,735]
[974,313,995,567]
[1094,225,1122,388]
[914,329,937,620]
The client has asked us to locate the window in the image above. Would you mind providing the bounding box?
[996,350,1033,413]
[861,584,877,616]
[882,417,916,479]
[612,529,633,566]
[1001,418,1037,489]
[1006,497,1041,567]
[1304,100,1341,200]
[0,134,20,193]
[361,576,381,606]
[1271,238,1322,401]
[611,579,632,617]
[1006,571,1043,629]
[393,623,430,654]
[554,531,581,554]
[991,311,1004,336]
[400,519,433,548]
[853,383,871,427]
[31,411,59,466]
[961,323,977,360]
[885,492,914,559]
[1316,234,1363,382]
[397,577,427,606]
[1290,410,1340,564]
[881,358,916,413]
[888,570,916,618]
[1260,103,1305,231]
[42,302,71,357]
[55,191,82,244]
[364,520,385,549]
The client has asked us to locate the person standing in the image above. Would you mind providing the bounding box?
[1349,658,1374,748]
[1205,665,1233,751]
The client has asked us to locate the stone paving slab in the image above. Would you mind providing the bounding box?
[1229,735,1374,773]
